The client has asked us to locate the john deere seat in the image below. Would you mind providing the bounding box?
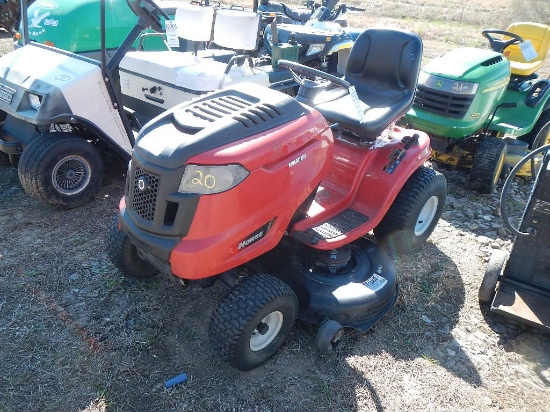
[504,22,550,77]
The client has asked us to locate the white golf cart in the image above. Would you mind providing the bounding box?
[0,0,294,208]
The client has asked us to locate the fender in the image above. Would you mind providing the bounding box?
[525,80,550,108]
[53,114,133,160]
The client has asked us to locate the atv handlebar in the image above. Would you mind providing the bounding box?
[303,1,366,12]
[278,59,352,89]
[482,29,524,54]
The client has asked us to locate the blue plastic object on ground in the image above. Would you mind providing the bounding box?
[165,372,188,388]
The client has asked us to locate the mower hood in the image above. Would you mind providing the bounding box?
[423,47,510,81]
[135,83,309,170]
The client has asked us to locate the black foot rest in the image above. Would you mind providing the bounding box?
[310,209,369,240]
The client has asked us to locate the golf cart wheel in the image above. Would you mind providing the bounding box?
[373,166,446,255]
[479,250,507,303]
[209,273,298,371]
[469,136,507,194]
[315,320,344,352]
[519,109,550,149]
[18,133,104,208]
[105,217,157,279]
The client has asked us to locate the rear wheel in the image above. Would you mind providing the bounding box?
[519,109,550,149]
[469,136,507,194]
[209,274,298,371]
[18,133,104,208]
[373,166,446,254]
[106,217,157,279]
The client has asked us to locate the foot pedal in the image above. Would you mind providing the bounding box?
[309,209,369,240]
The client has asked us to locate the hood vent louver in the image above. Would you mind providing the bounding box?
[174,95,283,131]
[233,104,281,128]
[481,56,503,66]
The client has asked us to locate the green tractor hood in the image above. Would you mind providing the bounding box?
[407,47,511,139]
[423,47,505,81]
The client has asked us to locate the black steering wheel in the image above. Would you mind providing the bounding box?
[482,29,524,54]
[278,59,351,89]
[126,0,170,33]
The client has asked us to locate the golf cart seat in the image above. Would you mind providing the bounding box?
[122,7,263,91]
[175,3,258,63]
[504,22,550,77]
[314,28,423,141]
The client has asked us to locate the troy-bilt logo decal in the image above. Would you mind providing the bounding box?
[288,154,306,168]
[237,221,273,251]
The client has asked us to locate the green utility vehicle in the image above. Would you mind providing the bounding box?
[406,22,550,193]
[15,0,179,57]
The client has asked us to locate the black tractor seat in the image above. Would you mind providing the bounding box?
[314,28,423,141]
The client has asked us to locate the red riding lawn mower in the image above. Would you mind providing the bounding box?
[107,27,447,370]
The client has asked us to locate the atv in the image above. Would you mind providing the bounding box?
[0,0,294,208]
[405,22,550,193]
[107,27,447,370]
[262,0,365,75]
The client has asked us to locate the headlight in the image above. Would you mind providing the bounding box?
[178,164,249,195]
[306,43,325,56]
[417,72,479,95]
[29,93,42,110]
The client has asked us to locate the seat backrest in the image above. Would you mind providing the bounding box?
[175,3,215,42]
[345,27,422,111]
[212,9,261,51]
[504,22,550,76]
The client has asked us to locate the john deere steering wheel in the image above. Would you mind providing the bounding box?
[126,0,170,33]
[482,29,524,54]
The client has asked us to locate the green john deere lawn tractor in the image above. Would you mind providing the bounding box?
[406,22,550,193]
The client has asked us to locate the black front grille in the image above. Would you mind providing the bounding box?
[132,166,160,222]
[413,85,475,119]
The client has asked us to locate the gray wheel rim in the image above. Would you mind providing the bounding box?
[415,195,439,236]
[249,311,284,352]
[52,155,92,195]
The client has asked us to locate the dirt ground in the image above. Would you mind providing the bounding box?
[1,11,550,412]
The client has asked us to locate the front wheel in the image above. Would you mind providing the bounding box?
[18,133,104,208]
[315,320,344,352]
[479,250,507,303]
[374,166,446,255]
[209,274,298,371]
[469,136,507,194]
[105,217,158,279]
